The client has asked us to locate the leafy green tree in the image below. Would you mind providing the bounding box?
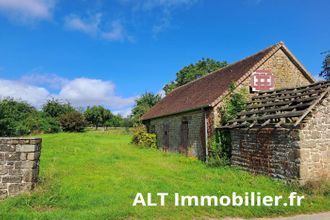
[0,98,37,136]
[130,92,161,124]
[42,99,75,118]
[105,114,123,128]
[59,112,86,132]
[84,106,113,129]
[164,58,228,94]
[320,53,330,80]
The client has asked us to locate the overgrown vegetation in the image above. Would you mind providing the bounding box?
[0,130,328,219]
[131,125,157,148]
[208,83,249,167]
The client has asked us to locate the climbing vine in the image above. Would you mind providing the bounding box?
[208,82,248,166]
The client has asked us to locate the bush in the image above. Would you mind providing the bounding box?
[0,98,37,136]
[207,131,231,167]
[131,125,157,148]
[15,113,61,136]
[59,112,86,132]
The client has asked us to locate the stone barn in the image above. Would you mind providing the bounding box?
[222,81,330,183]
[141,42,315,160]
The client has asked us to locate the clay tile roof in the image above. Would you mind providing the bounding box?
[141,42,314,120]
[222,80,330,129]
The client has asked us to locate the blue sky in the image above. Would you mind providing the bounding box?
[0,0,329,116]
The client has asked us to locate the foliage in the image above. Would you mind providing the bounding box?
[130,92,161,124]
[319,53,330,80]
[15,113,61,136]
[0,98,37,136]
[59,111,86,132]
[163,58,228,94]
[84,106,112,129]
[0,131,328,219]
[220,83,249,124]
[209,82,248,166]
[131,125,157,148]
[208,131,231,167]
[42,99,75,118]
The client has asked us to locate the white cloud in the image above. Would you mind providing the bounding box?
[20,73,68,89]
[64,14,133,42]
[0,76,135,115]
[122,0,198,36]
[64,13,101,36]
[0,0,55,23]
[141,0,198,10]
[101,20,134,42]
[58,78,135,109]
[0,79,50,107]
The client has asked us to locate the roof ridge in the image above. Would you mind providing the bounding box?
[168,42,283,95]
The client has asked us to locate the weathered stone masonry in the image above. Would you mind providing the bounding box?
[227,82,330,183]
[230,128,301,180]
[0,138,41,198]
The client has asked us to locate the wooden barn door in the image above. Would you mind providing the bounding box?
[163,124,169,151]
[180,121,189,155]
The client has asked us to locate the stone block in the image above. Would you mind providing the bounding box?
[23,169,39,182]
[0,144,15,152]
[20,153,27,161]
[2,176,22,183]
[27,152,40,161]
[0,165,8,175]
[15,161,37,169]
[16,145,38,153]
[0,189,7,199]
[5,152,21,161]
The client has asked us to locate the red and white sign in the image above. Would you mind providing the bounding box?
[250,70,275,91]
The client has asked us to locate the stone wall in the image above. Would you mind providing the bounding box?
[149,110,207,160]
[0,138,41,198]
[299,94,330,183]
[230,128,301,180]
[257,48,312,88]
[213,48,312,129]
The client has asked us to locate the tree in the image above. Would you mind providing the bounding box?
[130,92,161,124]
[163,58,228,94]
[59,112,86,132]
[84,106,112,129]
[0,98,37,136]
[320,52,330,80]
[42,99,75,118]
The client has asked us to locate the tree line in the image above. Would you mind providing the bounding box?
[0,98,132,136]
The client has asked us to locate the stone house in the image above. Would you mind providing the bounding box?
[141,42,315,161]
[222,81,330,183]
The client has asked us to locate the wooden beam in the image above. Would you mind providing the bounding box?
[294,90,329,126]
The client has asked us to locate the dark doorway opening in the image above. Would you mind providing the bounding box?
[180,121,189,155]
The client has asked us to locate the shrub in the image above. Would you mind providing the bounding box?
[131,125,157,148]
[15,113,61,135]
[59,112,86,132]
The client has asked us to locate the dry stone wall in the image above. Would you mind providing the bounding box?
[230,128,301,180]
[299,94,330,183]
[0,138,41,198]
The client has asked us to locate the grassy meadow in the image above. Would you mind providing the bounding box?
[0,129,329,219]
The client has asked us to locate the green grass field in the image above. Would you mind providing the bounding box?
[0,130,329,219]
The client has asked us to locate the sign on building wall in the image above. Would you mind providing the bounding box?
[250,70,275,91]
